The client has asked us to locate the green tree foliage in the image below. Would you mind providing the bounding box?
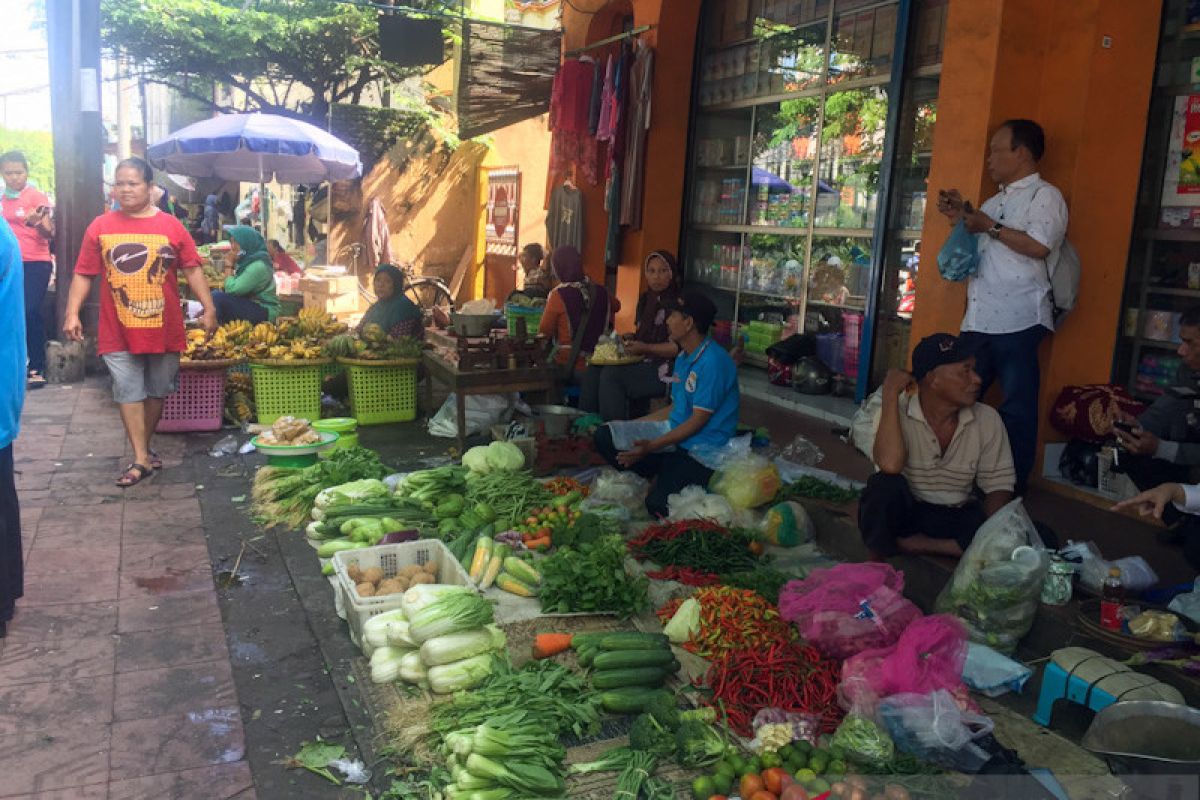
[0,128,54,195]
[101,0,456,119]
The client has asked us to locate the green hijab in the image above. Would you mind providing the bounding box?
[361,264,422,333]
[226,225,271,275]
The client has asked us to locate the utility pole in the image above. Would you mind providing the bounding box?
[47,0,104,335]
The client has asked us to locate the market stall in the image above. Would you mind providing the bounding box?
[226,407,1200,800]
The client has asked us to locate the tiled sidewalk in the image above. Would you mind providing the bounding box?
[0,383,254,799]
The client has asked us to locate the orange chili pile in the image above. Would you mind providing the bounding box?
[657,585,795,660]
[703,642,843,737]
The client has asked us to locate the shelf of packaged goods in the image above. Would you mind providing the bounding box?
[1146,287,1200,297]
[1132,336,1182,351]
[808,299,868,312]
[1140,228,1200,242]
[700,72,890,113]
[699,282,797,303]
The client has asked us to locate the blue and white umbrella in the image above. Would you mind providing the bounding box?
[145,112,361,184]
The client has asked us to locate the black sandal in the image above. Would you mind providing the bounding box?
[149,450,163,470]
[116,463,153,487]
[26,371,46,389]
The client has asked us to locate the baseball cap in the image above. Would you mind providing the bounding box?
[911,333,977,381]
[675,290,718,333]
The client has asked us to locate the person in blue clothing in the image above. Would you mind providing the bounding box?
[0,216,27,637]
[594,290,740,517]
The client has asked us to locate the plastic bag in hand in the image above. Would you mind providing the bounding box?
[878,689,994,773]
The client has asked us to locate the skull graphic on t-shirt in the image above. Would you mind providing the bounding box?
[99,233,174,328]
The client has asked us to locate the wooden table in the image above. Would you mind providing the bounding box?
[422,350,558,452]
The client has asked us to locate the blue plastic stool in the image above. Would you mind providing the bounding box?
[1033,661,1118,727]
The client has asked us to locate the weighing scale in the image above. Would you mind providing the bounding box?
[251,431,340,467]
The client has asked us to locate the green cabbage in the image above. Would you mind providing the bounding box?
[485,441,525,471]
[314,478,390,509]
[462,446,493,474]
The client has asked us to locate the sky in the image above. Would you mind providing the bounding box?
[0,1,51,131]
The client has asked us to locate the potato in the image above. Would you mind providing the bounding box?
[409,572,435,585]
[346,564,363,583]
[422,560,438,575]
[400,564,422,578]
[376,579,404,596]
[355,582,376,597]
[362,566,384,585]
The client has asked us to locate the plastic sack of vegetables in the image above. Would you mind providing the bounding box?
[750,708,820,753]
[708,452,782,509]
[934,499,1048,655]
[839,615,969,718]
[778,563,921,660]
[831,709,895,768]
[586,468,649,518]
[877,689,994,773]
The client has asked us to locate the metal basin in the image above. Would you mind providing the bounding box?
[450,312,496,338]
[1082,700,1200,775]
[530,404,583,437]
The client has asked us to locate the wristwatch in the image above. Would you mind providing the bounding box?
[987,222,1004,240]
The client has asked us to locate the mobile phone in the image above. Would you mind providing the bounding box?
[1112,420,1136,434]
[1169,386,1199,399]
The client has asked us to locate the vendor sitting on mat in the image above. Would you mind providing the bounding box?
[857,333,1015,559]
[594,290,740,518]
[211,225,278,324]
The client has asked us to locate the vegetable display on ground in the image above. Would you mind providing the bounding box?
[538,535,650,616]
[657,585,796,660]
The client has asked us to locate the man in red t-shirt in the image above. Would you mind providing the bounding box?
[64,157,217,488]
[268,239,303,276]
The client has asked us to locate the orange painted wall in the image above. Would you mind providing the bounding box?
[908,0,1161,478]
[558,0,701,332]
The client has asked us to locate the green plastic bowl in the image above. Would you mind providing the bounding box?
[313,418,358,450]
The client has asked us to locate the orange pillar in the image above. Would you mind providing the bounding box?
[909,0,1160,480]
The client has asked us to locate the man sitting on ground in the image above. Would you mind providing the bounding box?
[594,291,739,518]
[858,333,1015,559]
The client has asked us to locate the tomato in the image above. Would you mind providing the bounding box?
[538,527,552,539]
[750,792,778,800]
[748,540,766,556]
[740,775,766,798]
[779,786,810,800]
[762,768,788,794]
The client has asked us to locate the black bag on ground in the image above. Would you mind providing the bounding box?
[766,334,816,365]
[794,356,833,395]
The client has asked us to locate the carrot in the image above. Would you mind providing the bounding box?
[532,633,573,659]
[526,536,552,551]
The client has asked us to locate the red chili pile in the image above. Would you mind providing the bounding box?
[704,642,843,737]
[644,565,720,586]
[657,585,795,660]
[543,476,589,497]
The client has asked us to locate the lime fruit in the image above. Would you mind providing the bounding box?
[691,776,715,800]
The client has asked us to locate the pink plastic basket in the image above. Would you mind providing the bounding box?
[843,312,863,378]
[157,368,226,432]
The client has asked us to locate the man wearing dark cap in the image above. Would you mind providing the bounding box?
[594,290,740,517]
[858,333,1016,558]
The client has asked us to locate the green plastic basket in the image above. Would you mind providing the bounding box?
[506,304,544,338]
[347,363,417,425]
[249,363,324,424]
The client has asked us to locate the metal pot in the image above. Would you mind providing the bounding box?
[529,404,583,437]
[1082,700,1200,776]
[450,312,496,338]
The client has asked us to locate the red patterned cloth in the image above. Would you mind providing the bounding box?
[1049,384,1146,443]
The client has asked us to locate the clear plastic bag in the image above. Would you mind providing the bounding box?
[839,615,969,717]
[427,393,516,438]
[778,563,922,660]
[1168,578,1200,625]
[709,452,782,509]
[774,434,825,467]
[878,689,995,773]
[667,485,736,526]
[1062,540,1159,593]
[750,708,821,751]
[586,468,649,520]
[934,500,1048,654]
[962,642,1033,697]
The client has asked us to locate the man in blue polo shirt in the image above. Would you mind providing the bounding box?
[1,216,27,637]
[594,290,740,517]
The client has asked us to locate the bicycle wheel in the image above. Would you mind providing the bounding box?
[406,278,454,322]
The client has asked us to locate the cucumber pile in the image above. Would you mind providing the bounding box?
[571,632,680,714]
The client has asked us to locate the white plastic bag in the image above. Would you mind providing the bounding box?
[667,485,735,525]
[1062,540,1159,593]
[1168,578,1200,624]
[427,393,516,438]
[878,689,994,773]
[935,500,1048,654]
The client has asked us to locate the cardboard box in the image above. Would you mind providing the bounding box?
[300,274,359,297]
[303,290,361,315]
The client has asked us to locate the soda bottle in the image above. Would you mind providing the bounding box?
[1100,567,1125,631]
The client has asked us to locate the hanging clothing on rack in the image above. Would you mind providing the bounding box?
[549,57,600,187]
[547,182,584,251]
[620,42,654,229]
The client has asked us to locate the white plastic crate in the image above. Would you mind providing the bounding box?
[332,540,474,647]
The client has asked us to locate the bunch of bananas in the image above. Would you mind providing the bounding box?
[349,331,424,361]
[250,323,278,346]
[182,328,237,362]
[219,320,252,345]
[298,308,347,338]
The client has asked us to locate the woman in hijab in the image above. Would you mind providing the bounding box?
[211,225,279,324]
[199,194,219,243]
[538,245,615,378]
[581,250,683,420]
[359,264,423,339]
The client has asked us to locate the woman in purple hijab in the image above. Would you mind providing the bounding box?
[538,245,616,378]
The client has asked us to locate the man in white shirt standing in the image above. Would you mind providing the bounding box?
[937,119,1068,494]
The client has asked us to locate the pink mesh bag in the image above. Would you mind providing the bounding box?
[839,614,969,716]
[778,563,922,660]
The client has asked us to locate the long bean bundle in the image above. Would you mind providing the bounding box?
[465,471,555,529]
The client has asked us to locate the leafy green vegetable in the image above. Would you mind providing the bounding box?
[776,475,861,504]
[252,446,389,527]
[674,720,727,767]
[568,745,636,774]
[538,535,649,617]
[282,740,346,785]
[717,567,797,605]
[832,714,895,766]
